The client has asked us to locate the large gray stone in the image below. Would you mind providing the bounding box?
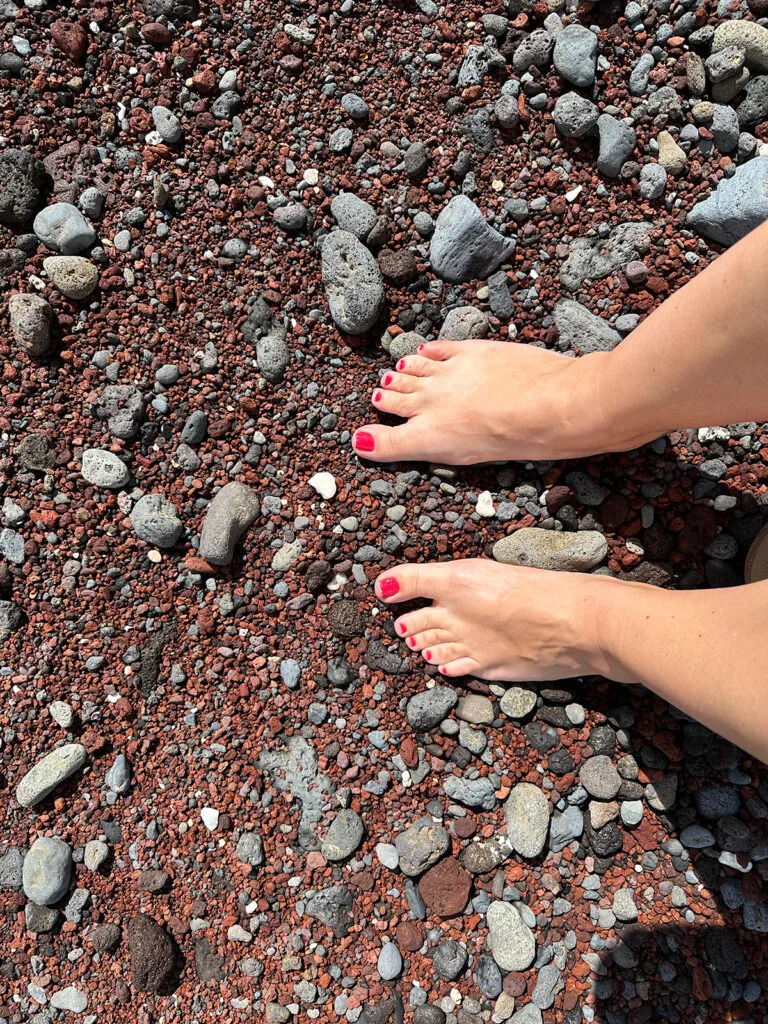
[321,808,365,862]
[43,255,98,299]
[553,24,597,87]
[330,192,378,240]
[395,817,450,876]
[16,743,88,807]
[487,901,536,972]
[430,196,515,283]
[23,836,72,905]
[0,149,48,225]
[439,305,489,340]
[130,494,183,548]
[322,231,384,334]
[596,115,637,178]
[406,687,458,730]
[493,528,608,571]
[553,93,599,138]
[9,293,52,357]
[687,156,768,246]
[198,482,260,566]
[712,20,768,73]
[33,203,96,254]
[81,449,130,489]
[560,221,651,292]
[554,300,621,354]
[504,783,551,859]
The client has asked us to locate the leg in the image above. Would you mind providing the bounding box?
[353,219,768,464]
[376,562,768,765]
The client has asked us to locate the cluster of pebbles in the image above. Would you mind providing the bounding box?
[2,0,768,1022]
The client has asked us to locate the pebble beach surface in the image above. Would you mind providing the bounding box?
[2,0,768,1023]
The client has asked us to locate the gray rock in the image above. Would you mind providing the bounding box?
[495,94,520,131]
[430,196,515,284]
[395,817,450,876]
[144,0,198,19]
[0,600,24,640]
[474,953,502,997]
[81,449,129,489]
[79,187,105,219]
[439,305,489,340]
[509,1008,542,1024]
[553,24,597,87]
[274,203,308,234]
[687,157,768,246]
[43,255,98,299]
[305,885,354,937]
[499,686,537,719]
[443,775,497,810]
[321,808,364,861]
[736,75,768,127]
[406,687,458,729]
[613,887,638,922]
[630,52,655,95]
[553,92,599,138]
[16,743,88,807]
[644,774,677,811]
[341,93,369,120]
[404,141,429,178]
[181,410,207,445]
[322,230,384,334]
[433,939,467,979]
[0,149,48,226]
[493,527,608,571]
[23,836,72,905]
[513,28,554,73]
[9,293,52,357]
[130,494,182,548]
[97,385,145,439]
[0,847,25,890]
[554,299,621,353]
[487,901,536,972]
[580,755,621,799]
[84,840,109,872]
[560,221,651,291]
[596,115,637,178]
[549,806,584,852]
[639,163,667,200]
[198,482,260,566]
[377,942,403,980]
[504,783,551,858]
[26,902,60,933]
[680,823,715,848]
[50,988,88,1013]
[711,104,740,153]
[105,754,132,794]
[458,44,491,87]
[329,127,353,153]
[241,295,289,383]
[389,331,425,360]
[33,203,96,254]
[712,20,768,73]
[331,192,378,240]
[236,831,265,867]
[152,105,182,143]
[706,45,746,84]
[0,528,23,564]
[532,963,563,1009]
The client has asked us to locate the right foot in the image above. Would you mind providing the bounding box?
[352,339,608,465]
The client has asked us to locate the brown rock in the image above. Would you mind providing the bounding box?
[418,856,472,917]
[378,248,418,285]
[127,913,177,993]
[50,21,88,60]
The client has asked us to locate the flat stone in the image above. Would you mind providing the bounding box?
[439,305,489,340]
[16,742,88,807]
[613,887,638,922]
[406,687,458,729]
[377,942,403,981]
[419,855,472,917]
[560,221,651,291]
[321,808,365,861]
[500,686,537,719]
[305,884,354,938]
[430,195,515,283]
[493,527,608,571]
[23,836,72,905]
[50,987,88,1013]
[504,783,551,858]
[43,255,98,298]
[580,756,622,800]
[33,202,96,254]
[487,901,536,972]
[687,157,768,246]
[443,775,497,810]
[130,493,183,548]
[456,693,494,724]
[549,806,584,852]
[596,114,637,178]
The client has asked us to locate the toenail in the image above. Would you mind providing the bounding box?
[424,649,432,662]
[397,359,405,370]
[382,373,393,386]
[373,390,382,403]
[407,636,416,647]
[379,577,399,598]
[439,665,446,673]
[396,622,407,635]
[354,431,375,452]
[417,344,424,352]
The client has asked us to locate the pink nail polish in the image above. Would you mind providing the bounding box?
[407,636,416,648]
[439,665,446,673]
[424,650,432,662]
[382,373,393,386]
[396,622,407,635]
[373,390,382,403]
[379,577,399,598]
[397,359,405,370]
[355,431,375,452]
[418,344,424,352]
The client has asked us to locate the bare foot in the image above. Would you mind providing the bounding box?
[374,558,622,681]
[352,339,608,465]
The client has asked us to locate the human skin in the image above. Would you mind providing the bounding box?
[354,220,768,765]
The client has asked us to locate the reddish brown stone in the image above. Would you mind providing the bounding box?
[396,921,423,952]
[418,857,471,918]
[51,21,88,60]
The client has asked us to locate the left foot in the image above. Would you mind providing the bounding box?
[375,558,620,681]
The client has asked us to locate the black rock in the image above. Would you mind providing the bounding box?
[195,936,225,982]
[328,600,364,639]
[0,149,49,226]
[305,885,354,938]
[128,914,178,993]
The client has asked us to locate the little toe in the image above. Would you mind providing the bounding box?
[375,561,453,603]
[395,354,438,377]
[423,641,466,665]
[438,657,479,678]
[372,388,419,417]
[418,340,459,361]
[406,628,452,651]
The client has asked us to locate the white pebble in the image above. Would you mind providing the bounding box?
[476,490,495,517]
[201,807,219,831]
[308,472,337,500]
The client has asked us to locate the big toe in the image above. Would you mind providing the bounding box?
[352,422,428,463]
[375,561,450,603]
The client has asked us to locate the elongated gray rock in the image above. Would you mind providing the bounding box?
[322,230,384,334]
[554,300,621,354]
[596,115,636,178]
[198,482,260,565]
[686,157,768,247]
[430,195,515,283]
[553,24,597,87]
[33,203,96,254]
[487,901,536,971]
[241,295,289,383]
[9,293,52,357]
[16,743,88,807]
[493,528,608,571]
[504,783,551,858]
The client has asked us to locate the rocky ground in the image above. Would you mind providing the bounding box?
[2,0,768,1022]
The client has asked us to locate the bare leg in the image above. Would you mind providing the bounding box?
[375,563,768,765]
[353,219,768,464]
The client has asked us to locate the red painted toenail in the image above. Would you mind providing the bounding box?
[373,390,382,403]
[382,373,393,386]
[397,622,407,635]
[424,650,432,662]
[439,665,446,673]
[355,431,375,452]
[397,359,405,370]
[407,636,416,647]
[418,344,424,351]
[379,577,399,598]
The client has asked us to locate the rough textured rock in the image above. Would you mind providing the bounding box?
[81,449,130,489]
[9,293,53,357]
[322,230,384,334]
[22,836,72,905]
[553,93,600,138]
[554,300,621,353]
[331,192,378,240]
[487,901,536,972]
[128,914,177,993]
[553,24,598,87]
[395,817,451,876]
[560,222,651,291]
[430,196,515,283]
[43,255,98,299]
[493,528,608,571]
[596,115,637,178]
[33,202,96,254]
[712,20,768,73]
[321,808,365,861]
[198,482,260,565]
[305,885,354,937]
[406,687,458,729]
[241,296,289,383]
[130,494,183,548]
[687,157,768,246]
[0,149,48,225]
[16,743,88,807]
[504,783,551,858]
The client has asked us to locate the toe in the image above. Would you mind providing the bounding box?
[372,388,419,417]
[379,370,419,394]
[395,354,438,377]
[438,657,478,678]
[375,561,452,603]
[406,628,452,651]
[423,641,466,665]
[418,340,459,361]
[352,422,428,463]
[394,607,448,637]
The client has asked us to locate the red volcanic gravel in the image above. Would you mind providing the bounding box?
[1,0,768,1023]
